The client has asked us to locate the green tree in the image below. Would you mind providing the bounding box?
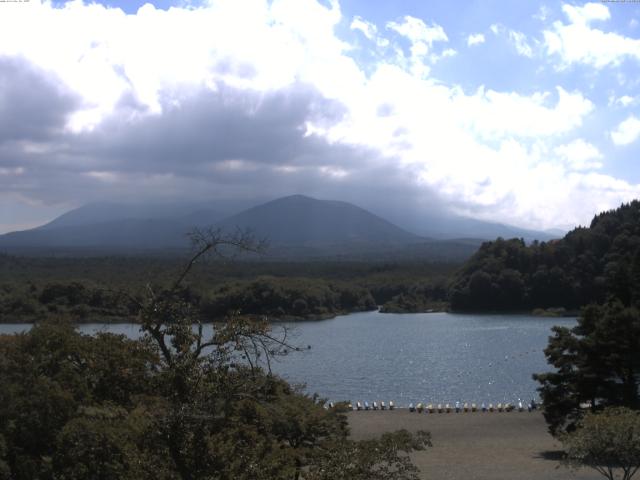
[534,301,640,435]
[561,407,640,480]
[52,407,145,480]
[0,434,10,480]
[307,429,431,480]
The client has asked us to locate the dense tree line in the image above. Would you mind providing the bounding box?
[449,201,640,312]
[0,277,377,323]
[0,257,457,322]
[202,276,376,320]
[0,282,137,323]
[377,279,448,313]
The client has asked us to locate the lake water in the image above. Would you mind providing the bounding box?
[0,311,575,406]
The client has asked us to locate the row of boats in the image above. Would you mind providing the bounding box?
[344,399,538,413]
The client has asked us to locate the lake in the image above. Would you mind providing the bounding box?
[0,311,575,406]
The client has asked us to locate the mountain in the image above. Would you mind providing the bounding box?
[0,196,426,256]
[385,211,560,243]
[0,194,557,259]
[0,201,225,253]
[216,195,421,247]
[37,202,222,231]
[0,219,189,250]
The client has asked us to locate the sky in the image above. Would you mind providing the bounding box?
[1,0,640,234]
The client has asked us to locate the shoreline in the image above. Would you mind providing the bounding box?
[0,307,580,325]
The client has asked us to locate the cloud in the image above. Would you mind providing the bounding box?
[467,33,485,46]
[440,48,457,58]
[611,115,640,146]
[544,2,640,68]
[385,15,449,78]
[534,5,551,22]
[455,86,593,140]
[554,139,603,170]
[350,15,389,47]
[0,0,351,130]
[508,30,533,58]
[0,58,79,143]
[0,0,638,234]
[351,15,376,40]
[488,24,534,58]
[608,95,636,107]
[563,3,610,24]
[386,15,448,46]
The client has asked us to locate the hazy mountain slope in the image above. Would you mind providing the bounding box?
[0,219,190,249]
[0,195,422,252]
[0,194,559,257]
[396,214,560,243]
[38,202,222,230]
[216,195,422,246]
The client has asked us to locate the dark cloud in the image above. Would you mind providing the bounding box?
[74,82,350,174]
[0,57,79,144]
[0,60,445,228]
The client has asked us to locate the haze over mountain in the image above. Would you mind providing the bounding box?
[216,195,420,246]
[396,213,560,243]
[0,195,559,258]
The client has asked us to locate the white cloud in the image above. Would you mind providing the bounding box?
[431,48,457,62]
[0,0,351,130]
[351,15,389,47]
[508,30,533,58]
[455,86,593,140]
[544,2,640,68]
[488,24,534,57]
[534,5,551,22]
[611,115,640,146]
[564,3,610,24]
[619,95,635,106]
[386,15,448,45]
[385,16,449,78]
[467,33,485,46]
[608,95,636,107]
[351,15,376,40]
[554,139,603,170]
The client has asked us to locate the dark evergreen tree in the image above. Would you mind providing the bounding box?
[534,301,640,435]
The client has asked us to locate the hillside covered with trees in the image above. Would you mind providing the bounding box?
[449,201,640,312]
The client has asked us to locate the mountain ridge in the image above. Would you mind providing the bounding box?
[0,195,559,259]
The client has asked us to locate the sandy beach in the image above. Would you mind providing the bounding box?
[347,410,600,480]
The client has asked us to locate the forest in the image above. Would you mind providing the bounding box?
[449,201,640,312]
[0,254,454,322]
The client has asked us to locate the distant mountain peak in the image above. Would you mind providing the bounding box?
[0,194,561,257]
[218,195,421,247]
